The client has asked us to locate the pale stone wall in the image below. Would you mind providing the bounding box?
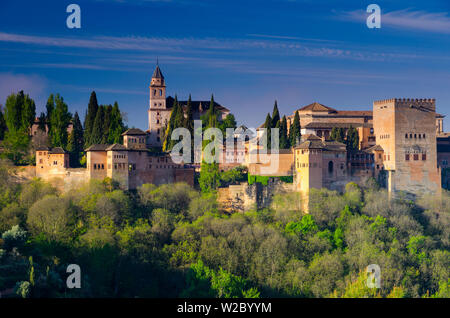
[218,179,294,212]
[373,98,441,196]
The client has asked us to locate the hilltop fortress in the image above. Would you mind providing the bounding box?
[34,64,450,210]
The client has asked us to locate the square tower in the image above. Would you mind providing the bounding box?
[373,98,441,196]
[148,64,171,146]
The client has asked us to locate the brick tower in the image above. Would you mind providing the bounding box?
[373,98,441,197]
[148,63,171,147]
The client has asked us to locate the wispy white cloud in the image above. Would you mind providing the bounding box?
[340,9,450,34]
[0,31,425,63]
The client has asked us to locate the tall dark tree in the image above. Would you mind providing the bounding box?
[108,101,125,144]
[101,105,113,144]
[346,126,360,151]
[90,106,105,145]
[271,100,280,128]
[84,91,99,147]
[67,112,84,167]
[21,94,36,132]
[279,115,289,149]
[45,94,55,133]
[289,110,301,146]
[0,108,6,141]
[263,113,272,149]
[330,127,345,143]
[163,96,180,151]
[3,91,34,163]
[4,91,29,132]
[49,94,72,148]
[37,112,46,132]
[184,94,194,134]
[207,94,218,129]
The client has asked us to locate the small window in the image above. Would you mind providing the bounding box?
[413,154,419,161]
[405,154,410,161]
[422,154,426,161]
[328,161,334,174]
[405,134,408,139]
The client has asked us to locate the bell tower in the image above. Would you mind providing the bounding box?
[148,63,170,147]
[149,63,166,111]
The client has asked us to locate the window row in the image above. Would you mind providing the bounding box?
[130,137,145,143]
[405,133,426,139]
[405,154,426,161]
[296,162,320,168]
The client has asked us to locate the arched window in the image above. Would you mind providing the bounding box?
[153,89,156,96]
[159,89,163,96]
[328,161,334,174]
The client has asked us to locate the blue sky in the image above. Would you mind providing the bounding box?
[0,0,449,129]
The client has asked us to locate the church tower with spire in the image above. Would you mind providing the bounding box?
[148,63,171,146]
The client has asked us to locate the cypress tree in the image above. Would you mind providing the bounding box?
[90,105,104,145]
[38,112,46,132]
[279,115,289,149]
[289,110,301,146]
[0,109,6,140]
[163,96,179,151]
[331,127,345,143]
[207,94,217,128]
[67,112,84,166]
[108,101,125,144]
[346,126,359,151]
[21,93,36,132]
[271,100,280,128]
[184,94,194,133]
[84,91,99,147]
[49,94,72,148]
[199,94,221,193]
[45,94,55,134]
[4,91,23,132]
[101,104,113,144]
[263,113,272,149]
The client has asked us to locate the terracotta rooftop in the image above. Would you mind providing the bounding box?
[297,102,337,113]
[122,128,147,136]
[106,144,127,151]
[304,122,368,129]
[365,145,384,152]
[85,144,110,151]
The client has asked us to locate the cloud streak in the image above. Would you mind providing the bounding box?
[0,31,426,64]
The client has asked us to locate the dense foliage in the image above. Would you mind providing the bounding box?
[0,163,448,298]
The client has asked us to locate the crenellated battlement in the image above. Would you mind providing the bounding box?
[374,98,435,105]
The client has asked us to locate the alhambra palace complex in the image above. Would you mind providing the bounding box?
[34,65,450,210]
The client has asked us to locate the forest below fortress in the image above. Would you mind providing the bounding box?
[0,166,449,298]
